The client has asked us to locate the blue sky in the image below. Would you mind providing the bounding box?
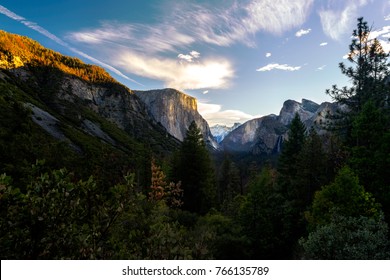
[1,0,390,126]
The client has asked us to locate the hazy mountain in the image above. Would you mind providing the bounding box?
[210,123,241,143]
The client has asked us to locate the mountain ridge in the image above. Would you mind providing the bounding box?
[221,98,338,154]
[0,29,181,158]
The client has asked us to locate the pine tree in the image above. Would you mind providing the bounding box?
[276,113,307,257]
[295,128,329,207]
[239,166,285,259]
[326,17,390,139]
[218,154,241,206]
[277,113,307,195]
[174,121,216,214]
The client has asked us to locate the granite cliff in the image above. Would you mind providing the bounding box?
[135,89,218,149]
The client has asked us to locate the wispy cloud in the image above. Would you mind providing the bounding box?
[295,28,311,37]
[316,65,327,71]
[198,102,260,126]
[265,52,272,58]
[69,0,314,50]
[319,42,328,46]
[256,63,301,72]
[0,5,141,85]
[319,0,371,41]
[385,14,390,21]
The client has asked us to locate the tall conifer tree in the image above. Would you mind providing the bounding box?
[174,121,216,214]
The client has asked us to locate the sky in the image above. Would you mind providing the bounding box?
[1,0,390,126]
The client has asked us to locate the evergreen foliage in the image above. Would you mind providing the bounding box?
[326,17,390,140]
[306,166,381,228]
[239,166,285,259]
[173,121,216,214]
[277,113,307,193]
[300,214,389,260]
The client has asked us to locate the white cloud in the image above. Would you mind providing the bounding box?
[113,50,234,90]
[320,42,328,46]
[378,39,390,53]
[316,65,327,71]
[385,14,390,21]
[256,63,301,72]
[265,52,272,57]
[198,102,260,126]
[369,26,390,40]
[295,28,311,37]
[190,51,200,58]
[319,0,371,41]
[178,51,201,63]
[178,54,194,62]
[0,5,140,85]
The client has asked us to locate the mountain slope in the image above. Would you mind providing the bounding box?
[0,30,181,187]
[0,30,179,151]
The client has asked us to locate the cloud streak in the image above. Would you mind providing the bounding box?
[69,0,314,50]
[256,63,301,72]
[319,0,371,41]
[0,5,141,85]
[316,65,327,71]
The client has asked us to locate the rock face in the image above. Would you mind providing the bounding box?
[221,99,340,154]
[278,99,320,125]
[10,67,176,147]
[135,89,218,149]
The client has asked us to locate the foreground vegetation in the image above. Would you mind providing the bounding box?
[1,18,390,259]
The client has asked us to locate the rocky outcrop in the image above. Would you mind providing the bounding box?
[221,114,287,153]
[221,99,340,154]
[278,99,320,125]
[135,89,218,149]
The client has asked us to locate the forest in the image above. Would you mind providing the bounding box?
[1,18,390,259]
